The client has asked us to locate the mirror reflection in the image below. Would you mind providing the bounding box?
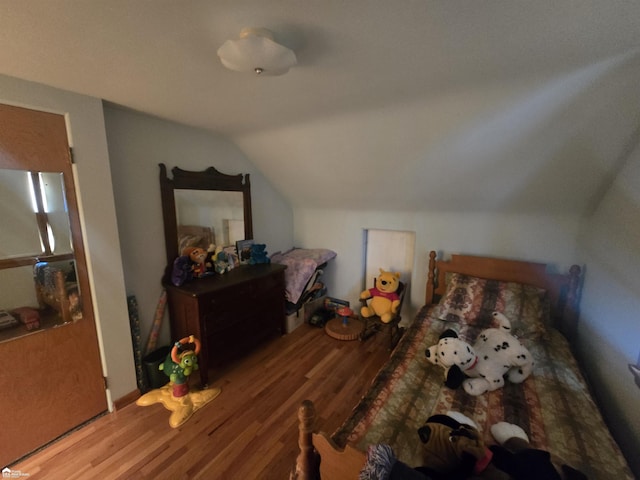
[175,189,245,252]
[0,170,72,258]
[0,168,81,343]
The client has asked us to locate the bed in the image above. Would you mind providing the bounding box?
[291,251,633,479]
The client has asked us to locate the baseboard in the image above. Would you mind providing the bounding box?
[113,389,141,410]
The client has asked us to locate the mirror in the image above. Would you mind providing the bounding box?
[159,164,253,266]
[0,168,82,343]
[175,189,245,247]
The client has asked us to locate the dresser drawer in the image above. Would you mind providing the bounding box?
[203,283,282,316]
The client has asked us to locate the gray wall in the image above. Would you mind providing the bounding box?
[576,141,640,476]
[103,105,294,349]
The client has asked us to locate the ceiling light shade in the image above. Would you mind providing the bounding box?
[217,27,297,76]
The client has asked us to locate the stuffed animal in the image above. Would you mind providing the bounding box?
[359,412,503,480]
[203,243,220,272]
[249,243,270,265]
[359,417,587,480]
[415,412,494,479]
[360,269,401,323]
[171,246,212,285]
[214,251,232,274]
[489,422,588,480]
[171,255,193,286]
[182,246,209,278]
[425,312,533,396]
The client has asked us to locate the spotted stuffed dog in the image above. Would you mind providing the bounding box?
[425,312,534,396]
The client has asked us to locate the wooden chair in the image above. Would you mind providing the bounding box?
[359,280,407,350]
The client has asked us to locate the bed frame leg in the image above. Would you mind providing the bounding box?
[290,400,320,480]
[425,250,437,303]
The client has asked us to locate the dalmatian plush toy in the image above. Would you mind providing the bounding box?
[425,312,534,396]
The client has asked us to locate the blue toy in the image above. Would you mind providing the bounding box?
[249,243,270,265]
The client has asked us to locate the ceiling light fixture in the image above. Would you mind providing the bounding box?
[217,27,297,76]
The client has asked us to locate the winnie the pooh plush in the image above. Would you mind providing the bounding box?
[360,268,402,323]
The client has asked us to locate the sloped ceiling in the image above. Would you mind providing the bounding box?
[1,1,640,214]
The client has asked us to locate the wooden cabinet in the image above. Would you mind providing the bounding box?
[164,264,286,386]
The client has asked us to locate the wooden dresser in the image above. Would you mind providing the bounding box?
[164,263,286,386]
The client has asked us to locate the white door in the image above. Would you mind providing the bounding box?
[364,228,415,319]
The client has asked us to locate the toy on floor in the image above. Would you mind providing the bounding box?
[160,336,200,396]
[425,312,534,395]
[360,269,401,323]
[136,335,221,428]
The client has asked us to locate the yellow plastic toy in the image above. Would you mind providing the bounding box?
[136,335,221,428]
[360,269,401,323]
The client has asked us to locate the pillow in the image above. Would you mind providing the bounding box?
[432,273,548,339]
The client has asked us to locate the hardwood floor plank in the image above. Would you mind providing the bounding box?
[12,324,392,479]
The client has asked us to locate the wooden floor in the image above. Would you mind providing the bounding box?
[13,324,392,479]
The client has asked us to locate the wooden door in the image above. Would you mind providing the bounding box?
[0,104,107,466]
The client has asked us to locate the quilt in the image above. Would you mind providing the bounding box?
[332,305,633,479]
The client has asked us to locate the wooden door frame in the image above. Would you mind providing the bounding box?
[0,103,108,466]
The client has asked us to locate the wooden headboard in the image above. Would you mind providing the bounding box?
[424,251,582,340]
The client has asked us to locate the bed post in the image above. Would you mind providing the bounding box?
[425,250,437,304]
[290,400,320,480]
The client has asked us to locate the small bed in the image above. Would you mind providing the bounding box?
[291,251,633,479]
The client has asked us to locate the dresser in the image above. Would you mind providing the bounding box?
[164,263,286,387]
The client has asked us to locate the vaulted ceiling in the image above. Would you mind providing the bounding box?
[1,1,640,213]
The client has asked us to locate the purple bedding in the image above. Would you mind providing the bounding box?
[270,248,336,304]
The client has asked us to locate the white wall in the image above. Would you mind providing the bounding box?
[576,141,640,476]
[294,208,581,312]
[0,74,136,407]
[103,105,294,349]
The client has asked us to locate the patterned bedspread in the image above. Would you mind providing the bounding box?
[332,306,633,479]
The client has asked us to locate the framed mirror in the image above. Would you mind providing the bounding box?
[159,164,253,266]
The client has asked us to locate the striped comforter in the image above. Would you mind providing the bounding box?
[332,306,633,479]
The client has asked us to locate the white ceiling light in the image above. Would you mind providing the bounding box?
[217,27,297,76]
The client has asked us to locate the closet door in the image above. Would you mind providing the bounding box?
[0,103,107,466]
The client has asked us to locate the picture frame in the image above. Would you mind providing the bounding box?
[236,239,254,265]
